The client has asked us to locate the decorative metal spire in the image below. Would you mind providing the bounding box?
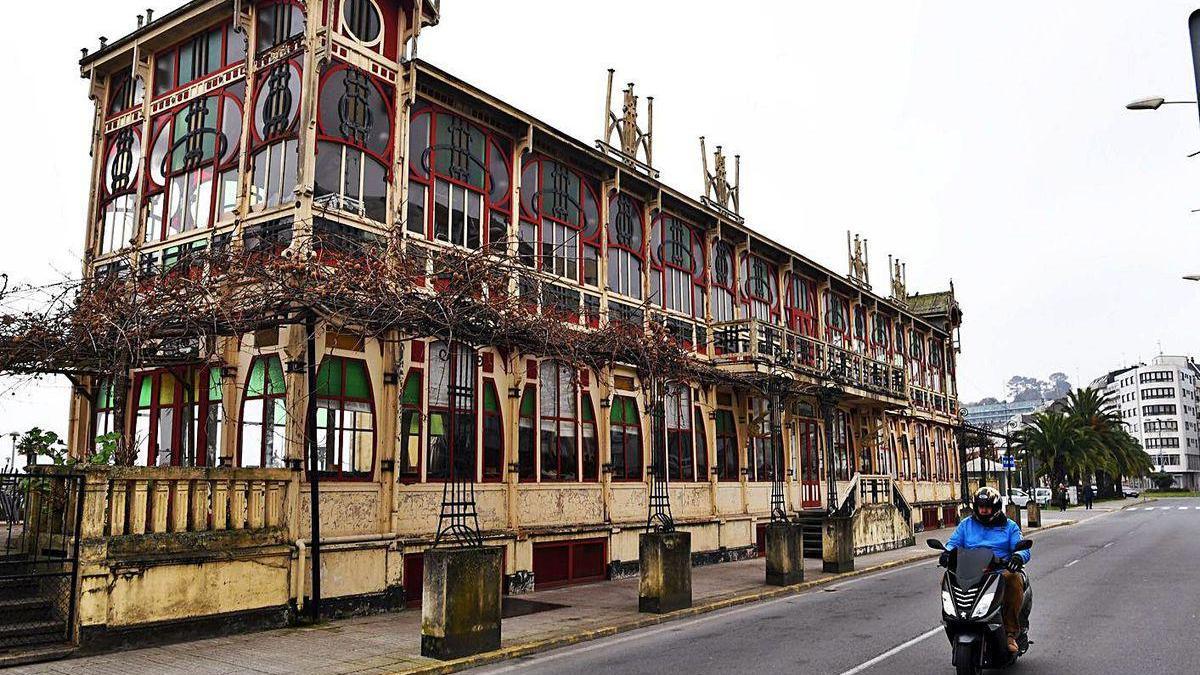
[700,137,741,221]
[598,69,657,177]
[889,254,908,307]
[846,231,870,290]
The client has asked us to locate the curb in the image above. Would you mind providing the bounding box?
[391,520,1075,675]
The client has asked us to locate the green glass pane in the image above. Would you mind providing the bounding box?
[582,396,595,422]
[715,411,731,433]
[402,373,422,406]
[430,412,445,436]
[483,383,498,412]
[137,376,152,407]
[267,357,286,395]
[208,367,222,401]
[519,387,535,417]
[315,357,342,397]
[248,359,267,397]
[624,398,638,424]
[97,380,112,408]
[344,360,370,400]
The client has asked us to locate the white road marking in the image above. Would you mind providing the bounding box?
[1127,507,1139,511]
[1144,507,1155,511]
[1104,542,1113,548]
[837,626,944,675]
[1065,559,1080,567]
[1178,507,1189,510]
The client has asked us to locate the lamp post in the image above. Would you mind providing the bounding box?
[1125,97,1196,110]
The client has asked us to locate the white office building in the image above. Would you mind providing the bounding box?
[1091,355,1200,490]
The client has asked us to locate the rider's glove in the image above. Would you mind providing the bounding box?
[939,550,952,568]
[1006,556,1024,572]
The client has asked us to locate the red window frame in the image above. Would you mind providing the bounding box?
[714,409,739,481]
[313,356,376,481]
[609,396,643,482]
[538,361,581,482]
[482,379,505,483]
[785,273,818,337]
[152,20,243,99]
[852,306,869,353]
[650,214,706,319]
[132,366,221,467]
[739,253,780,323]
[824,291,851,347]
[664,385,702,482]
[238,355,287,468]
[425,341,478,483]
[409,103,513,249]
[606,192,646,300]
[314,61,395,220]
[519,155,602,284]
[710,240,738,324]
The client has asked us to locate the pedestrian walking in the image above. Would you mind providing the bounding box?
[1083,484,1094,510]
[1057,482,1067,512]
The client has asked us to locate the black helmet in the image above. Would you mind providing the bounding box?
[972,487,1006,526]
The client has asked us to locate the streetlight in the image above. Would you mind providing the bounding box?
[1184,275,1200,281]
[1126,97,1196,110]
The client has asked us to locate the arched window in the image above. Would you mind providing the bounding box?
[315,356,375,479]
[694,406,709,481]
[740,254,779,323]
[315,63,393,222]
[649,215,705,318]
[609,396,642,481]
[539,361,578,480]
[785,274,817,337]
[929,339,945,392]
[519,157,601,283]
[852,306,868,353]
[339,0,397,56]
[872,315,891,360]
[824,291,851,348]
[426,341,477,481]
[249,58,303,212]
[145,84,245,241]
[482,381,505,481]
[606,193,645,299]
[746,397,778,482]
[256,1,305,53]
[664,385,697,481]
[518,385,536,480]
[714,410,738,481]
[710,241,736,323]
[894,326,907,368]
[98,127,142,253]
[909,330,925,384]
[409,106,512,249]
[107,71,144,116]
[398,370,422,482]
[133,366,223,467]
[240,356,287,467]
[581,394,599,481]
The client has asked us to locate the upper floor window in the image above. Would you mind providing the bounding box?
[607,193,645,299]
[785,274,817,337]
[519,157,601,283]
[852,306,868,353]
[154,22,245,97]
[908,330,925,379]
[824,291,851,347]
[250,58,303,212]
[107,72,144,116]
[256,1,305,53]
[315,63,393,222]
[314,356,375,479]
[649,215,705,319]
[98,127,142,253]
[409,106,512,249]
[871,315,891,360]
[740,254,779,323]
[145,84,245,241]
[240,355,287,468]
[711,241,737,323]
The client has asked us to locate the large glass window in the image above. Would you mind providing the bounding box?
[824,291,851,348]
[649,215,705,318]
[256,1,305,53]
[92,379,117,443]
[606,193,645,299]
[133,367,223,467]
[107,71,144,116]
[581,394,599,482]
[426,341,477,481]
[871,315,891,361]
[518,385,537,480]
[519,157,601,283]
[539,361,578,481]
[746,398,780,482]
[98,127,142,254]
[710,241,736,323]
[153,22,245,97]
[785,274,818,342]
[250,59,303,212]
[833,409,852,481]
[398,371,422,482]
[315,356,375,479]
[409,106,512,249]
[240,356,287,467]
[315,63,393,222]
[145,85,245,241]
[714,410,738,481]
[609,396,642,481]
[482,381,505,482]
[740,254,779,323]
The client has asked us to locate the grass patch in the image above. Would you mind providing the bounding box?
[1143,490,1200,498]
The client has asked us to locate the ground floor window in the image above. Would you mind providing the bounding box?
[240,355,287,467]
[133,366,222,467]
[314,356,375,479]
[714,410,738,481]
[609,396,643,481]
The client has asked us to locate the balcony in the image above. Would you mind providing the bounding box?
[709,319,907,401]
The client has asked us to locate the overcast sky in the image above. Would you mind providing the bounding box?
[1,0,1198,438]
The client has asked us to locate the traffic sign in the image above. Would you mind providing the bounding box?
[1002,455,1015,469]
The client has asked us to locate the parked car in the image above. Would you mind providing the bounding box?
[1121,485,1140,498]
[1033,487,1052,506]
[1004,488,1032,508]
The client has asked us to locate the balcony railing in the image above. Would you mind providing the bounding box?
[710,319,907,399]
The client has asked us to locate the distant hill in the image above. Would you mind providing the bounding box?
[963,373,1071,408]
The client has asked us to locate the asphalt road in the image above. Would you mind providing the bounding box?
[470,499,1200,675]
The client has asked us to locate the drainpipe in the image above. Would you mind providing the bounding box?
[305,312,322,622]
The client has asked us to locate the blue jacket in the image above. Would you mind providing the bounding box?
[945,516,1030,563]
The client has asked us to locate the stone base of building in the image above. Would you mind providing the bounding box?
[78,605,291,655]
[822,516,855,574]
[638,531,692,613]
[420,546,503,660]
[765,523,804,586]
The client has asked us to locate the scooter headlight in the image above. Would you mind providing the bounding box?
[971,590,997,618]
[941,590,955,616]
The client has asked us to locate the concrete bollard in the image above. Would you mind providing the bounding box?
[765,522,805,586]
[1026,501,1042,528]
[822,516,855,573]
[420,546,503,660]
[1005,503,1021,527]
[639,530,692,613]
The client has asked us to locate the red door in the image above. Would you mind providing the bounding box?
[404,553,424,608]
[798,421,822,508]
[533,538,607,589]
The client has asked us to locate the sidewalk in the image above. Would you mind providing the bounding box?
[8,518,1077,675]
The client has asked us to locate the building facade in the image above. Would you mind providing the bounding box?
[1092,355,1200,489]
[61,0,965,645]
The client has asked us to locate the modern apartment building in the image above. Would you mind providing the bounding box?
[1092,355,1200,489]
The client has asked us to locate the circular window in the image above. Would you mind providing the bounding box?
[342,0,382,45]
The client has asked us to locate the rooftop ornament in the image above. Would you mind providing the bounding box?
[888,255,908,308]
[700,137,742,223]
[846,231,871,290]
[597,69,658,178]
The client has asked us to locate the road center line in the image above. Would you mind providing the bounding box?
[1103,542,1113,548]
[1065,559,1079,567]
[837,626,944,675]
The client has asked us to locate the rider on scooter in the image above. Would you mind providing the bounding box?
[940,486,1031,654]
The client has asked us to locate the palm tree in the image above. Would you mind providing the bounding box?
[1013,411,1097,487]
[1063,388,1125,495]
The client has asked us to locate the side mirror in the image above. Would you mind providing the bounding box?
[926,538,946,551]
[1014,539,1033,552]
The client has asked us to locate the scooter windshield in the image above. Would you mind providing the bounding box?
[953,547,996,588]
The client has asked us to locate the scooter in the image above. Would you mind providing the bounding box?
[926,538,1033,675]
